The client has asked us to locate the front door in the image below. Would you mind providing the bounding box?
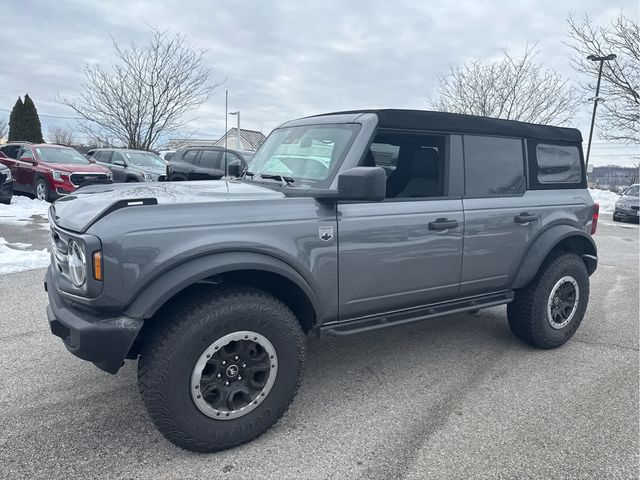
[337,131,464,320]
[16,146,36,191]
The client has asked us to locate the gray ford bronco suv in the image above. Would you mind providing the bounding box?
[45,110,599,452]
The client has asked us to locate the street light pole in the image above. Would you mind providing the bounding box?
[585,53,616,170]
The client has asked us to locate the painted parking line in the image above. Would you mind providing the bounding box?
[599,219,640,229]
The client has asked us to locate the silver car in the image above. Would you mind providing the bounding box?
[614,184,639,222]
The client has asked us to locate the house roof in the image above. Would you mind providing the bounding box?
[216,128,266,151]
[312,109,582,143]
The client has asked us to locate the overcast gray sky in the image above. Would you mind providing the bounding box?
[0,0,637,164]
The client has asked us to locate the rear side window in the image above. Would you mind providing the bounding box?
[1,145,21,159]
[97,151,114,163]
[535,144,582,184]
[198,150,222,169]
[182,150,199,164]
[464,136,525,196]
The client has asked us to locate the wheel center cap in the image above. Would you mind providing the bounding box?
[553,296,560,305]
[226,364,239,377]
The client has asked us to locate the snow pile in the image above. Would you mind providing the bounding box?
[588,188,620,214]
[0,195,49,227]
[0,237,50,275]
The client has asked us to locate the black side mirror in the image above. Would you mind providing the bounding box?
[227,159,242,177]
[113,160,126,167]
[337,167,386,201]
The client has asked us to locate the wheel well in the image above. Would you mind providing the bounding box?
[219,270,316,333]
[548,235,597,275]
[147,269,316,332]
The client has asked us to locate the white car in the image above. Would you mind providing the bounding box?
[158,150,176,162]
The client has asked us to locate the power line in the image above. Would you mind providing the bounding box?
[0,108,81,120]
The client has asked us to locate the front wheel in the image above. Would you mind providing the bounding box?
[507,253,589,349]
[138,287,305,452]
[34,178,52,202]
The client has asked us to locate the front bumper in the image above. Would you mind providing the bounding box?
[45,267,143,374]
[614,206,639,220]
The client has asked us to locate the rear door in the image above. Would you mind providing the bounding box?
[338,131,465,320]
[460,135,541,296]
[193,149,224,180]
[16,146,36,190]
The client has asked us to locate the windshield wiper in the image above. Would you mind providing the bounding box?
[243,170,255,178]
[258,173,295,186]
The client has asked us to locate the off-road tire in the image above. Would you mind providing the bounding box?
[138,286,305,452]
[507,253,589,349]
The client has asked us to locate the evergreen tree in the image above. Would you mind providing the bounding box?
[21,94,44,143]
[8,97,24,142]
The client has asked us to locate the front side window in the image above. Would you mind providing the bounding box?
[464,136,525,196]
[246,124,360,186]
[35,147,90,165]
[19,147,34,161]
[536,144,582,184]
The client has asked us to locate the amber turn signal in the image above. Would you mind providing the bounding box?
[93,251,103,281]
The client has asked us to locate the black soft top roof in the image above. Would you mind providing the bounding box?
[315,109,582,143]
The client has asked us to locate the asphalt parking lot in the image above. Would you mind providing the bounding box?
[0,219,638,480]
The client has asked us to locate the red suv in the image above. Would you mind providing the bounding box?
[0,142,112,202]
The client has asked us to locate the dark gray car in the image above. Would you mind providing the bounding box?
[613,184,639,222]
[88,149,167,183]
[45,109,598,452]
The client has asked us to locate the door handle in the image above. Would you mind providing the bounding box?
[514,213,538,224]
[428,218,459,231]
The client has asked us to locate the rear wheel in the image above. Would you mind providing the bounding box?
[507,253,589,349]
[138,287,306,452]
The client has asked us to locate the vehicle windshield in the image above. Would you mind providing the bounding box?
[35,147,90,164]
[123,151,165,167]
[245,124,360,186]
[624,185,639,197]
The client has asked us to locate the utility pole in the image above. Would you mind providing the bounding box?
[585,53,616,170]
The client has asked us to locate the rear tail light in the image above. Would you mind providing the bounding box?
[591,202,599,235]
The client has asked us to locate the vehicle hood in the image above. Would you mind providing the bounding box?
[50,180,284,232]
[42,162,111,174]
[619,194,639,206]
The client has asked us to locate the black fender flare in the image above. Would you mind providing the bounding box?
[511,225,597,289]
[124,251,321,320]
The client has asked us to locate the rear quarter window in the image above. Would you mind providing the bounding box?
[535,144,582,184]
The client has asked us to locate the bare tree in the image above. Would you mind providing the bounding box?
[566,13,639,143]
[429,45,580,125]
[48,126,75,146]
[0,119,7,141]
[60,27,221,150]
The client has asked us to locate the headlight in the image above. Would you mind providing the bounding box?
[68,240,86,287]
[616,201,628,208]
[51,170,67,181]
[143,172,157,182]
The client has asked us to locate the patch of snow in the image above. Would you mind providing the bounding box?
[588,188,620,214]
[0,237,50,275]
[0,195,50,228]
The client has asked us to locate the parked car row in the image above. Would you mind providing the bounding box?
[0,142,254,202]
[0,162,12,204]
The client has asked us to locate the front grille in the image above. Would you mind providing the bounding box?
[70,173,108,187]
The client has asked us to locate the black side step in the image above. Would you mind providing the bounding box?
[319,290,514,337]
